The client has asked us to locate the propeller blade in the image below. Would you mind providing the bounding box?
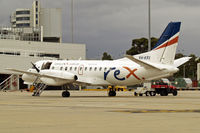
[31,62,40,73]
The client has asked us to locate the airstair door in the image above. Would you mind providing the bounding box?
[78,65,84,75]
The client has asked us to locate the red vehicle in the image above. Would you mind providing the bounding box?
[151,82,178,96]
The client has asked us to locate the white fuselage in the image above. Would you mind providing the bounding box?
[22,59,178,86]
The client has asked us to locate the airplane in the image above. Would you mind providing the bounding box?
[7,22,191,97]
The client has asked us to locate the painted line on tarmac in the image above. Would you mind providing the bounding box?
[113,109,200,113]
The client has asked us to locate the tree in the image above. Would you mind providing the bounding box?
[102,52,113,60]
[185,54,200,80]
[173,53,184,78]
[173,53,200,80]
[126,37,158,55]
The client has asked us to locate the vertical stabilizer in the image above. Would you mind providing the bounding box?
[134,22,181,65]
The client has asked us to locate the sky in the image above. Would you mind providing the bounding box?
[0,0,200,59]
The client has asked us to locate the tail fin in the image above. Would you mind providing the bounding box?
[135,22,181,65]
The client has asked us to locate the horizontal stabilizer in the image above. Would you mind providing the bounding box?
[173,57,192,67]
[125,55,162,70]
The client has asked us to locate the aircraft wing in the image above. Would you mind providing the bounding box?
[125,55,163,70]
[6,68,39,76]
[6,68,93,86]
[6,68,72,81]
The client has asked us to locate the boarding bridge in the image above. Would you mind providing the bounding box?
[0,74,19,91]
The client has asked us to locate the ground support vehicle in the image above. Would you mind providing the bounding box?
[134,84,178,97]
[151,84,178,96]
[134,87,156,96]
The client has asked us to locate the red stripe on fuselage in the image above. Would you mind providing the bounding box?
[154,36,179,50]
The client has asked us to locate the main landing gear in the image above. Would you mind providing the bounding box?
[62,85,71,97]
[108,86,116,97]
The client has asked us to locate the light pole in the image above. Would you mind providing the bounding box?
[71,0,74,43]
[148,0,151,51]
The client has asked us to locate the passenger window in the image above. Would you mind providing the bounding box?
[65,67,68,71]
[94,67,97,71]
[89,67,92,71]
[99,67,102,71]
[70,67,72,71]
[104,67,107,71]
[52,66,54,70]
[85,67,87,71]
[75,67,77,71]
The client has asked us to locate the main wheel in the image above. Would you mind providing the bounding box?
[62,91,70,97]
[108,91,116,97]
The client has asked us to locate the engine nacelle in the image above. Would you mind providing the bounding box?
[39,70,78,86]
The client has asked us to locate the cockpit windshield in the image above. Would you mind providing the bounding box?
[41,62,52,70]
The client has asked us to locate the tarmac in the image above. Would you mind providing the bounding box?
[1,90,200,133]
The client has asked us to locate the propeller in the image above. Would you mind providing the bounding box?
[31,62,40,73]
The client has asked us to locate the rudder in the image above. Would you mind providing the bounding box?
[153,22,181,64]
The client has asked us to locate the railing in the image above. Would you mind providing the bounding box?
[0,75,18,91]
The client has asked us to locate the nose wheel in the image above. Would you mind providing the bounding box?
[62,90,70,97]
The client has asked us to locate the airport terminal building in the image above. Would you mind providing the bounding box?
[0,1,86,90]
[10,0,62,42]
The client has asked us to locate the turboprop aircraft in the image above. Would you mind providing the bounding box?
[7,22,191,97]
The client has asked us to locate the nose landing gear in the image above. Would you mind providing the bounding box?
[62,90,70,97]
[62,85,71,97]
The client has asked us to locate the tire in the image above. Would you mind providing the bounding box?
[160,90,168,96]
[150,91,156,96]
[112,91,116,96]
[134,92,138,96]
[62,91,70,97]
[108,91,116,97]
[173,90,178,96]
[139,93,143,96]
[145,91,149,96]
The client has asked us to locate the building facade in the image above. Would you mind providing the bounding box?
[0,1,86,90]
[10,0,62,43]
[0,39,86,90]
[0,39,86,74]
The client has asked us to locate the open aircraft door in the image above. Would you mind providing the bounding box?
[78,65,84,75]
